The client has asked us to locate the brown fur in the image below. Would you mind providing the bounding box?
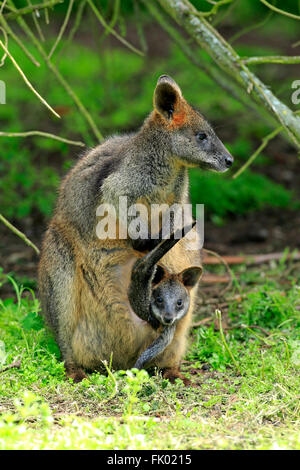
[38,75,233,384]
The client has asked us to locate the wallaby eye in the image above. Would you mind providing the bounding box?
[177,299,183,307]
[156,296,163,304]
[197,132,207,142]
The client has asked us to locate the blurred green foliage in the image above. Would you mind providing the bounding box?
[0,0,298,224]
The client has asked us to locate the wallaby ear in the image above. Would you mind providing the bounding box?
[152,264,167,286]
[180,266,203,289]
[153,75,183,121]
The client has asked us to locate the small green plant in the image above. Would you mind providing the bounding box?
[229,283,300,329]
[120,369,150,418]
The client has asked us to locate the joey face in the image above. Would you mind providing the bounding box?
[150,280,190,326]
[150,265,202,326]
[153,75,233,172]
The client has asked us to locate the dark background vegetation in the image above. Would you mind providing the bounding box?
[0,0,300,280]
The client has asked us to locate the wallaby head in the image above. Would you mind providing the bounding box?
[150,265,202,326]
[147,74,233,172]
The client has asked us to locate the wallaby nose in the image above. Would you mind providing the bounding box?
[225,155,234,168]
[163,315,173,325]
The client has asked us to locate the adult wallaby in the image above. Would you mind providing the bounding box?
[38,75,233,384]
[128,224,202,372]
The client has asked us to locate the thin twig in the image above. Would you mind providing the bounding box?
[0,26,8,66]
[190,0,233,17]
[48,0,74,59]
[4,0,63,20]
[232,126,282,178]
[0,0,8,16]
[259,0,300,21]
[0,130,85,146]
[242,55,300,65]
[225,324,271,336]
[0,213,40,255]
[100,0,120,43]
[27,0,45,42]
[0,0,13,12]
[192,317,212,328]
[56,0,87,62]
[229,9,273,44]
[44,0,49,24]
[133,0,147,53]
[0,39,60,118]
[10,3,103,141]
[87,0,144,56]
[203,251,300,265]
[0,359,21,373]
[0,11,40,66]
[202,248,233,295]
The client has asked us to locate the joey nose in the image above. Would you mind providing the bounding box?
[164,315,173,325]
[225,154,234,168]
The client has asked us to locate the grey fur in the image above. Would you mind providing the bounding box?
[129,225,202,370]
[38,74,231,378]
[134,324,176,370]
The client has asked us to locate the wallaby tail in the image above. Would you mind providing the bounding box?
[134,324,176,370]
[133,221,196,276]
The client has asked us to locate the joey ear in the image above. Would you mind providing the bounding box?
[152,264,167,286]
[180,266,203,289]
[154,75,183,120]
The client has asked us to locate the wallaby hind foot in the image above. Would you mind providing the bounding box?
[162,366,191,386]
[65,364,87,383]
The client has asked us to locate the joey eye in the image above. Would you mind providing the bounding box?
[197,132,207,142]
[177,299,183,307]
[156,296,163,304]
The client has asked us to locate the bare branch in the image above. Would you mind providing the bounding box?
[26,0,45,42]
[202,248,233,295]
[44,1,50,25]
[233,110,300,178]
[86,0,144,56]
[203,251,300,265]
[55,0,87,61]
[0,39,60,118]
[233,126,282,179]
[10,2,103,142]
[259,0,300,21]
[4,0,63,20]
[0,26,8,66]
[0,359,21,373]
[189,0,233,17]
[48,0,74,59]
[243,55,300,65]
[229,9,273,44]
[0,214,40,255]
[100,0,120,43]
[0,11,40,66]
[0,130,85,147]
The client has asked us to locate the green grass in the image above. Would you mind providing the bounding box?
[0,259,299,450]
